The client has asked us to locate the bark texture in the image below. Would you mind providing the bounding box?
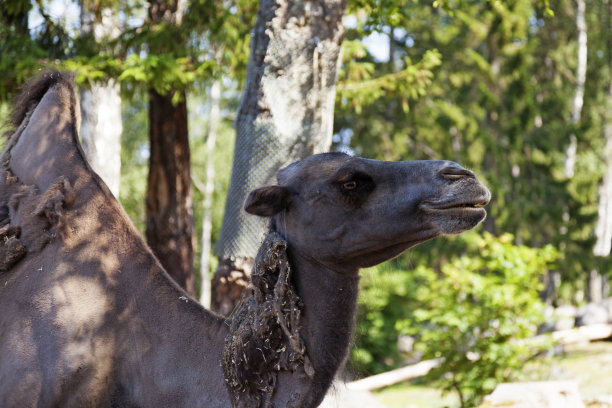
[146,90,195,296]
[145,0,194,295]
[212,0,347,315]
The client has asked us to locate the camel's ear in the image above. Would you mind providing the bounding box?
[244,186,292,217]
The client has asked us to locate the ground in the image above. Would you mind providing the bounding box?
[372,340,612,408]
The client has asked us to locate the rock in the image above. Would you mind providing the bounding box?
[555,305,579,330]
[480,381,584,408]
[601,298,612,323]
[576,303,609,326]
[540,305,578,333]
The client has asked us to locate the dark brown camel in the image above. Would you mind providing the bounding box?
[0,72,490,407]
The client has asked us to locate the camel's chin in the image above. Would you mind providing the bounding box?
[349,236,437,269]
[429,207,488,235]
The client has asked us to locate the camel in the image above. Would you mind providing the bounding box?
[0,71,490,407]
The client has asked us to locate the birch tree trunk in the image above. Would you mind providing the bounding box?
[590,0,612,303]
[552,0,587,304]
[211,0,347,315]
[79,6,122,197]
[146,0,195,295]
[199,80,221,308]
[593,87,612,259]
[564,0,587,179]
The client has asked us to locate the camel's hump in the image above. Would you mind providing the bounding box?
[5,70,92,193]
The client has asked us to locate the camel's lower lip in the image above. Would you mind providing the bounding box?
[422,206,487,218]
[420,201,489,211]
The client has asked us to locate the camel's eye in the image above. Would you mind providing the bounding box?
[333,171,376,207]
[343,181,358,190]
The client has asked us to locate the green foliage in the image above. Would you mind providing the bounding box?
[337,46,442,113]
[336,0,612,292]
[351,232,558,388]
[117,86,238,292]
[119,93,149,232]
[351,262,426,375]
[188,90,237,284]
[0,0,258,100]
[398,233,558,407]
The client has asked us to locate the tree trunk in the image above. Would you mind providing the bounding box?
[564,0,587,178]
[555,0,588,304]
[146,90,195,296]
[199,80,221,308]
[79,5,122,197]
[212,0,347,315]
[145,0,194,295]
[80,81,122,196]
[590,0,612,302]
[593,85,612,260]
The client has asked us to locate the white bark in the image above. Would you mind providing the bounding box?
[211,0,346,315]
[199,80,221,308]
[590,1,612,303]
[79,6,122,197]
[81,81,122,197]
[590,85,612,303]
[593,101,612,257]
[564,0,587,178]
[216,0,346,260]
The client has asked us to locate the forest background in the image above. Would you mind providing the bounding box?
[1,0,611,406]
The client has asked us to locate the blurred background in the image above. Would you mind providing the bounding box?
[1,0,612,406]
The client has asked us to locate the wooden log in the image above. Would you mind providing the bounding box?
[550,323,612,345]
[346,359,441,392]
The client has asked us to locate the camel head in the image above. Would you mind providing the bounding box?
[245,152,490,270]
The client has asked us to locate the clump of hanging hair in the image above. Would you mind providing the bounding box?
[222,231,313,407]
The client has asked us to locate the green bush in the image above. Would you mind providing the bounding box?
[350,262,426,376]
[398,232,558,407]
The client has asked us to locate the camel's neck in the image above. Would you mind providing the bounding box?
[114,254,231,406]
[288,249,360,407]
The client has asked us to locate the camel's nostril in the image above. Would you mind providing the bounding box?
[440,167,475,180]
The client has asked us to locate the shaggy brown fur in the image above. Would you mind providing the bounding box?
[223,232,313,407]
[0,82,77,272]
[1,163,74,259]
[0,224,26,271]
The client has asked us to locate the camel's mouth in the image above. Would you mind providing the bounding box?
[420,197,490,212]
[419,192,491,233]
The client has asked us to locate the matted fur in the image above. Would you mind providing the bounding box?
[0,72,78,269]
[0,224,25,271]
[222,232,313,407]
